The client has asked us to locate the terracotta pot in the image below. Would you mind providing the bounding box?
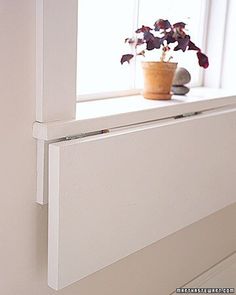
[141,61,177,100]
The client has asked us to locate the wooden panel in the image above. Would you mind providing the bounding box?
[48,109,236,290]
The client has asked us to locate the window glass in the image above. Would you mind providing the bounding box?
[77,0,136,96]
[77,0,207,98]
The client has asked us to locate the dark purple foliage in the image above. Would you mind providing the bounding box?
[125,38,135,44]
[174,35,190,52]
[120,54,134,64]
[122,19,209,68]
[125,38,145,47]
[136,38,145,46]
[147,37,162,50]
[143,31,154,42]
[165,33,176,44]
[197,51,209,68]
[188,41,200,51]
[137,50,145,56]
[135,25,152,33]
[173,22,186,30]
[154,19,171,31]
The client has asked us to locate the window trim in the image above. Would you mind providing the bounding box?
[204,0,230,88]
[77,89,142,103]
[36,0,78,123]
[34,88,236,141]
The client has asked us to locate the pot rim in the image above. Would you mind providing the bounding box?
[141,61,178,65]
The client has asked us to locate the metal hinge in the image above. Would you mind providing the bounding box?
[174,111,202,120]
[64,129,110,141]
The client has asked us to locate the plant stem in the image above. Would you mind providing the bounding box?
[160,46,166,62]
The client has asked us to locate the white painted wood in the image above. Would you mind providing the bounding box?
[36,139,62,204]
[77,89,141,102]
[33,88,236,141]
[48,108,236,290]
[48,145,60,288]
[36,0,77,122]
[204,0,229,87]
[36,140,48,204]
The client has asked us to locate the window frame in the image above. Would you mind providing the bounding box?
[76,0,211,102]
[204,0,230,88]
[36,0,230,123]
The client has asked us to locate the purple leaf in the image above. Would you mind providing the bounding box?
[146,37,162,50]
[143,31,154,42]
[165,32,176,44]
[125,38,135,44]
[136,38,145,47]
[174,35,190,52]
[173,22,186,30]
[188,41,200,51]
[120,54,134,65]
[125,38,145,47]
[154,19,171,31]
[197,51,209,68]
[137,50,146,57]
[173,28,186,39]
[136,25,152,33]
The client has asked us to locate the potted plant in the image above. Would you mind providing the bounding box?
[121,19,209,100]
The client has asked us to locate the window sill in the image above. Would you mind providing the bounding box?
[33,87,236,141]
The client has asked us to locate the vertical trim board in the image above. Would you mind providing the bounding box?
[36,0,77,122]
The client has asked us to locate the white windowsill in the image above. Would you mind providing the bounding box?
[33,87,236,141]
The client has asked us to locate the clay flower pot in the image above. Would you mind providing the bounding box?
[141,61,177,100]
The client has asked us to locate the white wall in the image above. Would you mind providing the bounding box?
[0,1,236,294]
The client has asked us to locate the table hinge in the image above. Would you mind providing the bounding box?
[174,111,202,120]
[64,129,110,141]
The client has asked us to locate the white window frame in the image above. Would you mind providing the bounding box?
[204,0,230,88]
[76,0,211,102]
[36,0,230,123]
